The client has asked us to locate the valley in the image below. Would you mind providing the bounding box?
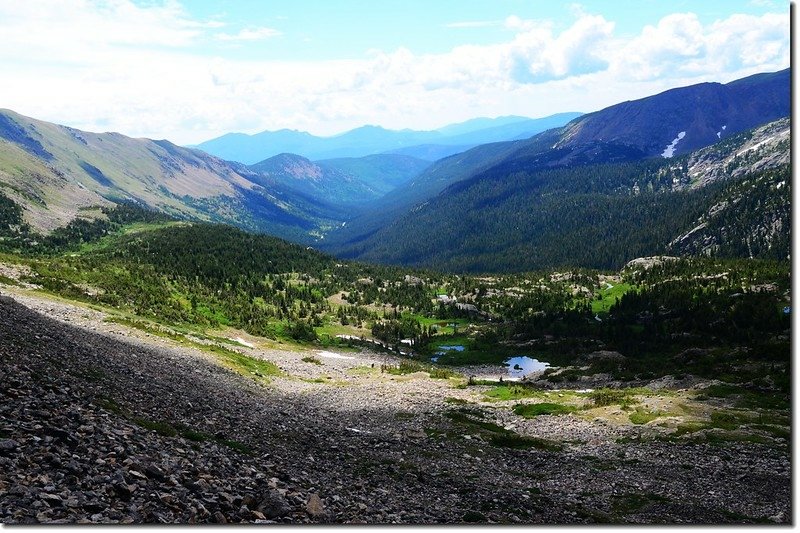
[0,63,791,525]
[0,271,790,524]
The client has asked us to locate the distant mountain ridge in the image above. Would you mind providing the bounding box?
[322,69,790,271]
[0,68,789,273]
[193,112,583,164]
[247,152,430,206]
[0,109,349,241]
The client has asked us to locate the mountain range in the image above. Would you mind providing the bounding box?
[0,68,790,272]
[193,112,583,164]
[321,69,790,269]
[0,109,427,243]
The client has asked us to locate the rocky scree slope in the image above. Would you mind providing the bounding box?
[0,294,791,524]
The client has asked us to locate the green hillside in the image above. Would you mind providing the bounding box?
[327,117,791,273]
[0,197,788,384]
[0,109,347,243]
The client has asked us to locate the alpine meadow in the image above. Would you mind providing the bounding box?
[0,0,792,525]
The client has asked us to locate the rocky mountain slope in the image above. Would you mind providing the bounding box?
[0,288,790,524]
[0,109,346,242]
[668,167,790,259]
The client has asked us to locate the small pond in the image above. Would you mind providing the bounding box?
[431,345,465,363]
[504,356,550,378]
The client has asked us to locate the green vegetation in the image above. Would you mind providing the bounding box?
[628,409,663,425]
[513,402,576,417]
[589,389,639,408]
[612,493,670,515]
[133,417,179,437]
[95,397,254,455]
[488,433,562,451]
[484,384,547,401]
[208,344,283,383]
[382,360,460,379]
[444,409,561,451]
[0,194,788,406]
[592,282,633,314]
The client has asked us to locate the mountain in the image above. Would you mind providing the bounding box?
[189,129,318,168]
[322,67,790,272]
[322,139,528,251]
[327,118,790,272]
[442,112,583,146]
[435,115,533,136]
[555,69,789,158]
[382,144,475,161]
[315,154,430,196]
[193,113,582,164]
[323,69,789,256]
[247,152,429,207]
[248,153,378,207]
[0,109,346,242]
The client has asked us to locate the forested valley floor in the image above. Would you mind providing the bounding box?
[0,203,790,524]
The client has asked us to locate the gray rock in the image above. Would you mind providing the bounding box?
[305,493,325,518]
[0,439,19,454]
[257,491,292,519]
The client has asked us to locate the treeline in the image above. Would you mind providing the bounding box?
[0,196,173,253]
[21,215,470,342]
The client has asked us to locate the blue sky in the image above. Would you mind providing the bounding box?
[182,0,784,60]
[0,0,790,144]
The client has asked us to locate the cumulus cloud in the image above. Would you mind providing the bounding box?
[0,0,209,57]
[0,0,789,144]
[510,13,615,82]
[612,12,789,80]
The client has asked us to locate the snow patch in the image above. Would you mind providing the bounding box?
[232,337,254,348]
[317,350,355,360]
[661,131,686,158]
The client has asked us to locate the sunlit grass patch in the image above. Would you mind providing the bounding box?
[628,408,664,425]
[483,384,548,401]
[514,402,576,418]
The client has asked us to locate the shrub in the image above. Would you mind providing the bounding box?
[514,402,575,418]
[589,388,637,407]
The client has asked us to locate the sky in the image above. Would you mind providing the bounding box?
[0,0,791,145]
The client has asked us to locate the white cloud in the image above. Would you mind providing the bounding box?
[214,27,282,42]
[611,12,789,80]
[0,1,789,144]
[0,0,207,55]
